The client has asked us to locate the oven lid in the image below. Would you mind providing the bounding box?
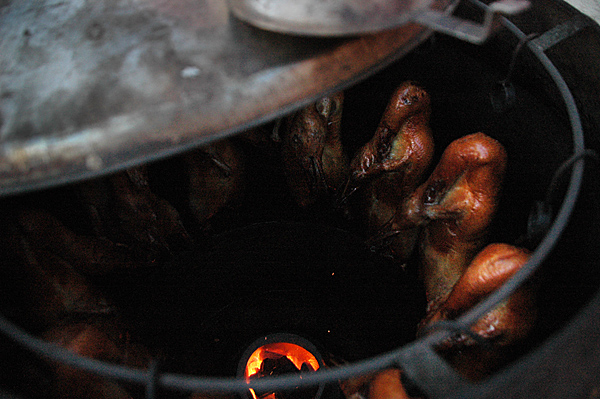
[0,0,443,196]
[227,0,529,41]
[0,0,526,196]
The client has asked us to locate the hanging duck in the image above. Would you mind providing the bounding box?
[406,132,507,312]
[418,243,537,380]
[281,92,348,209]
[345,81,434,264]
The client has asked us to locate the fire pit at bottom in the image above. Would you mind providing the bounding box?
[99,221,427,380]
[237,333,325,399]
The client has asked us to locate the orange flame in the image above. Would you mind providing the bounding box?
[244,342,320,399]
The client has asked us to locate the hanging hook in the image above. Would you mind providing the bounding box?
[544,149,599,205]
[490,32,539,112]
[516,149,599,247]
[418,320,491,348]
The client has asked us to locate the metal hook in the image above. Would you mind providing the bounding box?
[490,32,539,112]
[414,0,531,45]
[544,149,599,206]
[419,319,491,348]
[516,149,599,247]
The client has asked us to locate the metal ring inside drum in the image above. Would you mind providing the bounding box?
[0,3,589,399]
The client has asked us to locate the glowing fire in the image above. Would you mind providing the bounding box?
[244,342,321,399]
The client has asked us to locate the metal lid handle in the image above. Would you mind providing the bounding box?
[414,0,531,44]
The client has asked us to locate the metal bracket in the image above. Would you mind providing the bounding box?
[530,13,594,51]
[414,0,530,44]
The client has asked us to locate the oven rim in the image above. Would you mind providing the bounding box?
[0,1,596,398]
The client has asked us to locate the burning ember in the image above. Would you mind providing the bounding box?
[240,335,323,399]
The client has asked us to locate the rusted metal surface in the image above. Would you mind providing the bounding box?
[0,0,453,196]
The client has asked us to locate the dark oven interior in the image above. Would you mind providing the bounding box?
[1,1,600,398]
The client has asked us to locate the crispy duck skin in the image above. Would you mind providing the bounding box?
[182,139,247,228]
[281,92,348,208]
[406,132,507,309]
[317,92,349,197]
[19,246,112,318]
[43,319,151,399]
[368,369,414,399]
[17,207,142,276]
[109,165,192,257]
[419,244,536,344]
[346,81,434,263]
[0,225,110,331]
[75,165,192,261]
[347,81,433,186]
[418,243,536,380]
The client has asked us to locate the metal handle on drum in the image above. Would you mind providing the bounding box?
[414,0,530,44]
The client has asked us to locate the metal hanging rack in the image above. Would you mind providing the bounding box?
[0,1,596,398]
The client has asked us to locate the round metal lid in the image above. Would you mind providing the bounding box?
[0,0,452,196]
[226,0,429,36]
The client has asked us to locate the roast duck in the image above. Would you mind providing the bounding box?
[1,82,538,399]
[367,131,536,396]
[281,92,348,209]
[344,81,434,265]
